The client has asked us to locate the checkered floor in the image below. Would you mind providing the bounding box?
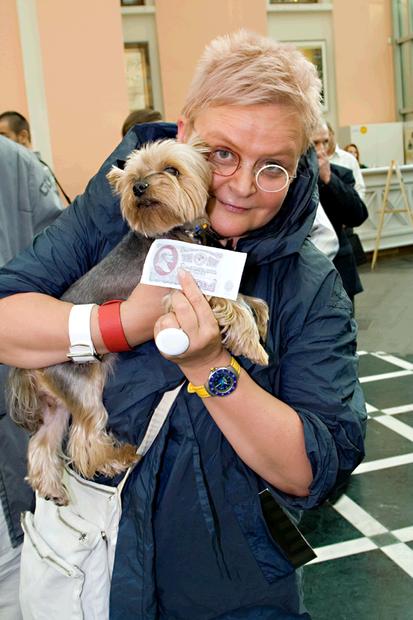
[301,352,413,620]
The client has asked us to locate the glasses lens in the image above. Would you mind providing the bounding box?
[209,149,239,176]
[256,164,289,192]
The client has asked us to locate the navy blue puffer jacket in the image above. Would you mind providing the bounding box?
[0,123,366,619]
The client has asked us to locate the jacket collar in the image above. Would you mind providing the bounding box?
[88,124,319,266]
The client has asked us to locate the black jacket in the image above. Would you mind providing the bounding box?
[318,163,368,298]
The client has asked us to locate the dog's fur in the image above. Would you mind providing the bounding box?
[8,137,269,505]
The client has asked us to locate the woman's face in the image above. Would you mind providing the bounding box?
[346,145,359,161]
[178,104,303,240]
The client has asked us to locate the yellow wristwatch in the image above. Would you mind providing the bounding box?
[187,357,241,398]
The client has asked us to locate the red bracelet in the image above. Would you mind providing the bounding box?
[98,300,132,353]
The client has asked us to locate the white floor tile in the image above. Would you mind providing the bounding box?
[309,538,377,564]
[332,495,387,536]
[359,369,413,384]
[375,415,413,442]
[381,543,413,578]
[353,452,413,474]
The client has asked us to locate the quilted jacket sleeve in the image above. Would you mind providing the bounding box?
[271,269,367,510]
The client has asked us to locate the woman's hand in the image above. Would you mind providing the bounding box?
[316,149,332,184]
[153,271,228,380]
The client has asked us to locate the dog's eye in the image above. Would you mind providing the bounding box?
[164,166,180,177]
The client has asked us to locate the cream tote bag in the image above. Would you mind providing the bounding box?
[19,384,183,620]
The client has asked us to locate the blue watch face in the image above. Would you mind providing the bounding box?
[208,367,238,397]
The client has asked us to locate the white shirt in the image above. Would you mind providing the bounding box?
[330,146,366,201]
[309,203,339,260]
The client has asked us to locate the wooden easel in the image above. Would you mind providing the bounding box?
[371,160,413,270]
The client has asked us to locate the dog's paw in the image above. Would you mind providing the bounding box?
[91,443,140,478]
[27,474,69,506]
[226,338,268,366]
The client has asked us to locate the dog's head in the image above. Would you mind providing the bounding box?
[106,137,212,237]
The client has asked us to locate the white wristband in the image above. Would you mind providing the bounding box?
[67,304,101,363]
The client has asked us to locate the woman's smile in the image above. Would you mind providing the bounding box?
[213,197,250,214]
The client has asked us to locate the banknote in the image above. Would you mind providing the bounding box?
[140,239,247,300]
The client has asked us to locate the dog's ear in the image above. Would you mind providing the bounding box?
[106,165,124,193]
[187,134,210,157]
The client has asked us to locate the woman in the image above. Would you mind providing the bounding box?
[0,31,366,619]
[344,143,368,169]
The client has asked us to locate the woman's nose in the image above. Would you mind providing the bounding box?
[228,165,256,196]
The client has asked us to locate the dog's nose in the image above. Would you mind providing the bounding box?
[133,180,149,197]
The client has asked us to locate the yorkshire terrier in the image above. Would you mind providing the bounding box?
[8,137,269,506]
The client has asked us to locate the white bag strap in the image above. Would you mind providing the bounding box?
[118,383,184,493]
[136,383,184,456]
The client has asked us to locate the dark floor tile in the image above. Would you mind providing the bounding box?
[361,374,413,409]
[356,318,372,331]
[369,532,399,546]
[346,463,413,530]
[299,501,362,548]
[358,354,405,378]
[303,549,413,620]
[394,411,413,427]
[363,419,413,462]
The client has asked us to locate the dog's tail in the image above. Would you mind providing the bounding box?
[7,368,45,433]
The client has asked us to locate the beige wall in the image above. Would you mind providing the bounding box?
[1,1,399,200]
[35,0,129,199]
[155,0,268,123]
[332,0,396,127]
[0,0,28,115]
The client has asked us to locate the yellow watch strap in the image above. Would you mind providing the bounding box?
[187,383,211,398]
[187,356,241,398]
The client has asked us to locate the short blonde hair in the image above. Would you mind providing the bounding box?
[181,30,322,153]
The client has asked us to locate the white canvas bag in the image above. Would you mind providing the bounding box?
[19,385,182,620]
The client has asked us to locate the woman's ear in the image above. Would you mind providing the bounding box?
[177,117,188,143]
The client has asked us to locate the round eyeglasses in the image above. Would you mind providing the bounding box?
[208,148,296,193]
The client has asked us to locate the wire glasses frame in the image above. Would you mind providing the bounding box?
[208,149,297,193]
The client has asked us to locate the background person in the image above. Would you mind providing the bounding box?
[121,108,162,137]
[0,134,63,620]
[344,143,368,168]
[327,121,366,200]
[0,110,71,205]
[0,31,366,619]
[313,122,368,307]
[0,135,63,267]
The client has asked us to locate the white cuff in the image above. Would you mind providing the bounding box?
[67,304,100,363]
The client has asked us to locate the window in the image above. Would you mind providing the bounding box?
[120,1,146,6]
[293,41,328,111]
[124,42,154,110]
